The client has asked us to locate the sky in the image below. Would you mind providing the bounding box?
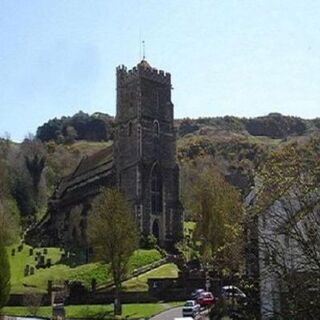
[1,0,320,141]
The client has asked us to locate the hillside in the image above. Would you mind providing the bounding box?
[1,112,319,225]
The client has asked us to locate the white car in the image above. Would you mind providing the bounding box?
[221,285,247,304]
[182,300,201,317]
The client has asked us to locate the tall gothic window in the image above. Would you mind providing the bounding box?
[153,120,160,136]
[151,164,162,215]
[128,121,133,136]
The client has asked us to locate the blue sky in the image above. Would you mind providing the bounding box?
[1,0,320,141]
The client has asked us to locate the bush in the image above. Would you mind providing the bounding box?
[0,242,10,311]
[140,234,157,249]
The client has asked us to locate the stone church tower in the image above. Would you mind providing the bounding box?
[114,60,183,247]
[27,60,183,250]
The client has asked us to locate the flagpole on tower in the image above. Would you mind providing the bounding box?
[142,40,146,60]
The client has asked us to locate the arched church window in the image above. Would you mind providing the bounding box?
[128,121,133,136]
[151,163,162,215]
[153,120,160,136]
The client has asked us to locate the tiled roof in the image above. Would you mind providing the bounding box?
[53,146,114,200]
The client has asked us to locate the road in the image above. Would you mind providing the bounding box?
[150,307,183,320]
[150,306,209,320]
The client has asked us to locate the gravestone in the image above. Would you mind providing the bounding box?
[36,255,45,268]
[91,278,97,292]
[11,249,15,256]
[43,248,48,255]
[46,258,52,268]
[30,266,35,275]
[24,266,29,277]
[52,304,65,320]
[29,248,34,256]
[47,280,53,298]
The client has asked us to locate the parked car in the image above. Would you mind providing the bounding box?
[182,300,200,317]
[197,291,215,307]
[191,288,205,299]
[221,285,247,304]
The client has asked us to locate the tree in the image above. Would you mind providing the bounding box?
[248,137,320,319]
[23,289,43,316]
[0,200,19,315]
[87,188,139,315]
[0,238,10,315]
[184,159,244,275]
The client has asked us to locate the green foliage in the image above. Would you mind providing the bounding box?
[8,244,62,293]
[139,234,158,249]
[87,188,139,276]
[127,249,161,271]
[245,113,307,138]
[183,159,244,274]
[122,263,179,292]
[36,111,113,143]
[178,113,308,139]
[255,137,320,213]
[176,221,199,262]
[0,241,11,310]
[4,302,183,319]
[87,188,139,314]
[8,239,161,293]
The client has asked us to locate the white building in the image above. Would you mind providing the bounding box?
[257,190,320,319]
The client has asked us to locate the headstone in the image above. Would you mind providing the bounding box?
[46,258,52,268]
[91,278,97,292]
[18,244,23,252]
[43,248,48,255]
[35,256,38,262]
[30,266,35,275]
[29,248,34,256]
[24,267,29,277]
[48,280,53,296]
[52,304,66,320]
[39,255,45,265]
[11,249,15,256]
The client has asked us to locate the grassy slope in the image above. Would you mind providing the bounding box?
[8,245,161,294]
[8,244,62,293]
[70,140,112,155]
[123,263,179,292]
[4,302,183,319]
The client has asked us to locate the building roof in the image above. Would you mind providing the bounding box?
[138,59,152,69]
[53,146,114,201]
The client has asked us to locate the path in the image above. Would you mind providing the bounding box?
[150,306,210,320]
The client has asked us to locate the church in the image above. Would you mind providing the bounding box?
[30,60,184,250]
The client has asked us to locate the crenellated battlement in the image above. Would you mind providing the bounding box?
[117,61,171,85]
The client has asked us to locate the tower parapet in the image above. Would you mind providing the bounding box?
[117,60,171,85]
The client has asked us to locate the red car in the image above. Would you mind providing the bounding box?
[197,291,215,307]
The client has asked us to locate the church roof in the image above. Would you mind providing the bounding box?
[53,146,114,201]
[138,59,152,69]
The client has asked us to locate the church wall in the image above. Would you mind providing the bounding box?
[30,61,183,251]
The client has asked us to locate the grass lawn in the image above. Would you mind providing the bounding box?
[123,263,179,292]
[8,243,63,294]
[4,302,182,319]
[8,243,162,294]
